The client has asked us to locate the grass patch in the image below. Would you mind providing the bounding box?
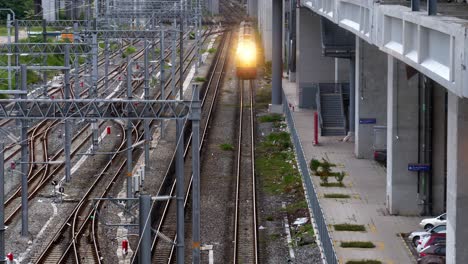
[340,241,375,248]
[219,143,234,151]
[259,114,284,123]
[256,132,302,195]
[346,260,382,264]
[320,182,345,187]
[282,200,308,214]
[122,46,137,58]
[194,77,206,82]
[207,48,217,54]
[324,193,350,199]
[334,224,366,232]
[266,215,274,221]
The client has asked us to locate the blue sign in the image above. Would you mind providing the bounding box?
[359,118,377,124]
[408,163,431,172]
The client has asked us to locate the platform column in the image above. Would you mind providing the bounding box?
[386,56,419,215]
[271,0,283,113]
[446,92,468,264]
[354,38,387,159]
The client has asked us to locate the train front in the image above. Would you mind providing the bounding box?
[236,37,257,80]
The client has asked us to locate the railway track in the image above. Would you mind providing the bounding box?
[34,28,213,263]
[132,30,232,264]
[233,79,258,263]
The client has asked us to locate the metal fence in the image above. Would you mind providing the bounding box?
[282,91,338,264]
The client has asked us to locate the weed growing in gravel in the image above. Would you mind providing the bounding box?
[324,193,350,199]
[340,241,375,248]
[219,143,234,151]
[194,77,207,82]
[293,224,315,246]
[208,48,217,54]
[346,260,382,264]
[259,114,284,123]
[256,132,302,195]
[256,85,272,107]
[266,215,274,221]
[282,200,308,214]
[334,224,366,232]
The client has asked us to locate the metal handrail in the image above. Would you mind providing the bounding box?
[283,90,338,264]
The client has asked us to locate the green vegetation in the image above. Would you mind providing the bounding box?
[293,223,315,246]
[266,215,274,221]
[256,132,302,195]
[320,182,345,187]
[282,200,308,214]
[219,143,234,151]
[189,32,196,39]
[324,193,350,199]
[259,114,284,123]
[340,241,375,248]
[256,84,272,107]
[346,260,382,264]
[194,77,206,82]
[310,158,347,186]
[207,48,217,54]
[264,61,272,78]
[0,0,34,21]
[334,224,366,232]
[122,46,137,58]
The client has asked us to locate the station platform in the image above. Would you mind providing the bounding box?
[282,78,421,264]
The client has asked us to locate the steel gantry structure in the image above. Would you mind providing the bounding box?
[0,0,205,263]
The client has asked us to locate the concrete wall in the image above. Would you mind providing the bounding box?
[386,56,420,215]
[258,0,272,60]
[431,83,447,215]
[296,9,336,109]
[355,38,387,159]
[446,92,468,264]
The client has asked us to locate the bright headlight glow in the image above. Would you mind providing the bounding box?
[237,40,256,64]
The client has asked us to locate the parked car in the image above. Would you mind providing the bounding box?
[419,243,445,258]
[417,233,446,253]
[417,255,446,264]
[419,213,447,230]
[409,224,446,246]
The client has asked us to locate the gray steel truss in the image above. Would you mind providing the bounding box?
[0,99,192,120]
[0,43,93,55]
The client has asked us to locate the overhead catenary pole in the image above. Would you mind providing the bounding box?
[7,14,11,91]
[73,23,80,99]
[160,28,165,99]
[176,118,185,264]
[0,143,5,263]
[127,57,134,199]
[191,84,201,264]
[20,65,29,237]
[139,194,151,264]
[172,19,177,96]
[179,14,184,99]
[64,45,72,182]
[144,38,150,182]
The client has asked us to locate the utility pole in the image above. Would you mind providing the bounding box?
[144,38,150,185]
[20,65,29,237]
[138,194,151,264]
[176,118,185,264]
[191,84,201,264]
[0,143,5,263]
[127,57,134,199]
[64,45,72,182]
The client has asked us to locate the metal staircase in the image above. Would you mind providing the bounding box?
[316,84,347,136]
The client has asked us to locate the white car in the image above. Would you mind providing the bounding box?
[419,213,446,230]
[409,224,446,246]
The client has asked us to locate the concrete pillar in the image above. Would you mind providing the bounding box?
[431,84,446,214]
[386,56,419,215]
[446,92,468,264]
[355,38,387,159]
[271,0,283,110]
[296,9,335,109]
[258,0,272,60]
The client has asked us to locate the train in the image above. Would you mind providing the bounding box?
[236,21,257,80]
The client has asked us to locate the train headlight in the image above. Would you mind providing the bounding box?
[237,41,256,65]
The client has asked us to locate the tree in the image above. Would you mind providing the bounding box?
[0,0,34,22]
